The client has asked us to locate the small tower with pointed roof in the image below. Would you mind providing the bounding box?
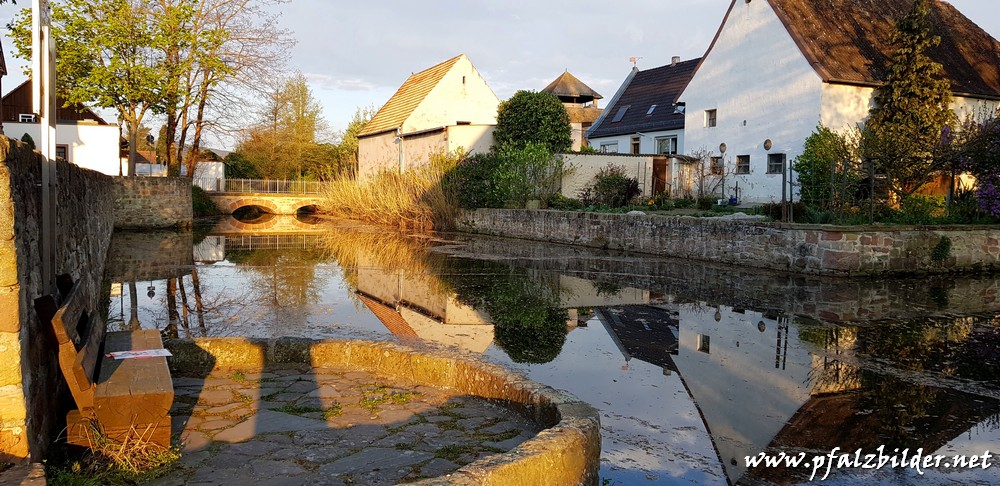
[541,71,603,150]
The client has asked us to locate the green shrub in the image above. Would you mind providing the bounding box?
[578,164,641,208]
[673,197,695,209]
[888,195,945,225]
[697,197,716,210]
[931,236,952,262]
[548,193,584,211]
[20,133,36,150]
[447,143,564,209]
[191,186,220,217]
[759,202,810,222]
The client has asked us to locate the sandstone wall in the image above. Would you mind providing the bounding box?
[1,138,115,462]
[113,177,192,229]
[457,209,1000,277]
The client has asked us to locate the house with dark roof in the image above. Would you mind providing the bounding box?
[357,54,500,179]
[679,0,1000,204]
[541,71,603,151]
[587,57,700,156]
[2,79,122,175]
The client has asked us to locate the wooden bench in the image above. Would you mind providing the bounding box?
[35,274,174,448]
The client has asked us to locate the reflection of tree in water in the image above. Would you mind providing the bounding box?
[444,260,568,364]
[226,247,325,318]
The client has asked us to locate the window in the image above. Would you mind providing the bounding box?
[600,142,619,153]
[736,155,750,174]
[55,145,68,161]
[697,334,711,354]
[646,105,657,116]
[767,153,786,174]
[631,136,641,154]
[705,109,717,128]
[710,156,724,175]
[19,114,36,123]
[612,105,630,123]
[655,136,677,155]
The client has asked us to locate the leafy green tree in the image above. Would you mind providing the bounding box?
[494,90,572,153]
[861,0,955,199]
[795,125,861,207]
[10,0,171,176]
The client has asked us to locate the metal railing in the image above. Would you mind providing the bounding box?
[224,234,324,252]
[212,178,324,194]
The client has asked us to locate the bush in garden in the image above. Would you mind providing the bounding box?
[578,164,641,208]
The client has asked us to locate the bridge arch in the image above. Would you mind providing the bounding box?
[225,198,280,215]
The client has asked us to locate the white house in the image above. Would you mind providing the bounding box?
[679,0,1000,204]
[357,54,500,179]
[2,80,122,176]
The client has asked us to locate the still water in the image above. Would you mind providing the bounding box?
[103,216,1000,485]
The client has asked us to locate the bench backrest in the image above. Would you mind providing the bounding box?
[45,275,105,412]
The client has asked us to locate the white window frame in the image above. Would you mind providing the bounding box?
[600,142,619,153]
[655,136,678,155]
[767,153,786,174]
[705,109,717,128]
[736,155,750,174]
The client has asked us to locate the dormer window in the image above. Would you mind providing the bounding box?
[19,114,36,123]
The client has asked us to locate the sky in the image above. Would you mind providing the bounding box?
[1,0,998,150]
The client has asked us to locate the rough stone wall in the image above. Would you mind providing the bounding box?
[458,209,1000,277]
[113,177,192,229]
[1,137,115,463]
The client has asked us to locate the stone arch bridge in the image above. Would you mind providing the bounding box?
[205,179,325,215]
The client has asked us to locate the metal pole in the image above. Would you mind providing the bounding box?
[33,0,57,293]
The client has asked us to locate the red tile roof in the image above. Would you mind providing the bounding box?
[359,55,464,137]
[767,0,1000,98]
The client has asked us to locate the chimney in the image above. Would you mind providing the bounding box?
[671,56,681,66]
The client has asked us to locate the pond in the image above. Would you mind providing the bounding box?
[102,216,1000,485]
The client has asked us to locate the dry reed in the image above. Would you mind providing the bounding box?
[319,150,463,230]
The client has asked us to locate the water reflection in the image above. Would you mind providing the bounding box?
[103,216,1000,485]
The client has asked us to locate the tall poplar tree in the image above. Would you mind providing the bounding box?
[862,0,956,198]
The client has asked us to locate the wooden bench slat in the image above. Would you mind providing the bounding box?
[95,330,174,428]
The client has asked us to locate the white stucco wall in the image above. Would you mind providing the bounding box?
[559,153,657,199]
[680,0,824,204]
[445,124,495,155]
[589,129,685,156]
[821,85,1000,133]
[5,121,122,176]
[357,131,399,179]
[404,55,500,134]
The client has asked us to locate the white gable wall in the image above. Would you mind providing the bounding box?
[681,0,823,204]
[5,121,121,176]
[403,56,499,134]
[821,84,1000,133]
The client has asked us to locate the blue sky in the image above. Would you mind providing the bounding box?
[2,0,998,149]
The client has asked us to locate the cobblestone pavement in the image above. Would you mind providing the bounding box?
[150,366,541,485]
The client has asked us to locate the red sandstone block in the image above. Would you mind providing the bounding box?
[822,249,860,269]
[806,232,818,244]
[822,232,842,241]
[860,235,873,245]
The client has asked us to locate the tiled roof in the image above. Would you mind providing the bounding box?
[769,0,1000,98]
[588,59,700,139]
[542,71,603,102]
[359,55,464,137]
[356,293,419,338]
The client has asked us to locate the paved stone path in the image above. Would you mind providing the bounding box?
[149,366,540,485]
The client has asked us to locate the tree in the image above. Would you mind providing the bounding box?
[494,90,572,153]
[232,73,329,179]
[10,0,171,177]
[861,0,955,199]
[795,125,862,208]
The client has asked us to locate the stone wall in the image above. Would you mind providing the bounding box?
[457,209,1000,277]
[1,138,115,463]
[113,177,192,229]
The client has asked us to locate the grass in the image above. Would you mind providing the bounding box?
[357,383,421,412]
[228,371,246,383]
[48,421,180,485]
[273,404,323,416]
[319,150,463,230]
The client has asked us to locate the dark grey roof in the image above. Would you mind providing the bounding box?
[588,59,700,139]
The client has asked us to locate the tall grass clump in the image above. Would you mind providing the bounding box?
[48,421,179,485]
[319,150,463,230]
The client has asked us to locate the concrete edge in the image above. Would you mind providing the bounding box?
[164,337,601,486]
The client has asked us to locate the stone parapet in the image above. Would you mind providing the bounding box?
[113,177,193,229]
[457,209,1000,277]
[1,137,115,463]
[166,337,602,486]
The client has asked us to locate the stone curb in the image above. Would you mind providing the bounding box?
[165,337,601,486]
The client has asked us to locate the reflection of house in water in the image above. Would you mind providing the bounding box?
[354,263,496,353]
[595,306,678,374]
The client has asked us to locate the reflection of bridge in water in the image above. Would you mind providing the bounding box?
[195,216,329,262]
